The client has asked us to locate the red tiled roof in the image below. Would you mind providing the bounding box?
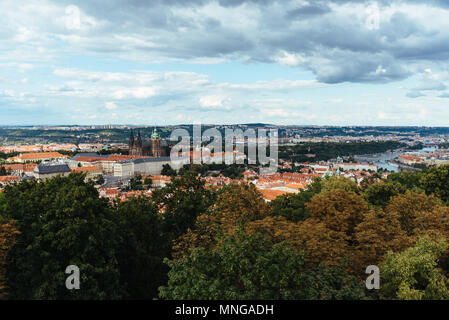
[259,189,287,201]
[19,152,66,160]
[0,163,37,171]
[71,166,102,173]
[0,176,20,182]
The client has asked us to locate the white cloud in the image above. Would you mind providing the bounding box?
[0,62,35,73]
[2,0,449,125]
[105,101,117,110]
[275,51,306,67]
[112,87,157,99]
[263,108,291,117]
[64,5,81,30]
[199,95,226,108]
[377,111,388,120]
[14,27,38,43]
[221,79,324,91]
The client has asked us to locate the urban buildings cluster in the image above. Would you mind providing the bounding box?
[0,145,383,203]
[397,149,449,167]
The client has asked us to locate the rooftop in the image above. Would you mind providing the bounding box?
[35,164,71,174]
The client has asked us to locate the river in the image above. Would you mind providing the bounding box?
[353,146,437,172]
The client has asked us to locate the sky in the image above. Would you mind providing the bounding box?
[1,0,449,126]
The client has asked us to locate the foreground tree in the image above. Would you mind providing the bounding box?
[152,171,215,240]
[385,191,441,236]
[293,218,351,267]
[269,177,323,223]
[381,236,449,300]
[2,174,122,299]
[172,183,270,258]
[353,210,412,276]
[306,189,369,241]
[160,231,366,300]
[363,181,406,208]
[387,171,423,190]
[420,165,449,204]
[413,206,449,240]
[0,221,19,299]
[269,190,315,222]
[114,197,170,299]
[320,176,359,194]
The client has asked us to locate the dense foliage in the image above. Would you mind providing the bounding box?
[2,164,449,300]
[160,231,366,300]
[1,174,121,299]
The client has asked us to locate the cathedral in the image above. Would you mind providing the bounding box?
[129,128,169,157]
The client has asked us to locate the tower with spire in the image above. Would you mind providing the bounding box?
[129,129,135,148]
[151,127,162,157]
[128,127,169,157]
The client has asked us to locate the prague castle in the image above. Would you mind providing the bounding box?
[129,128,169,157]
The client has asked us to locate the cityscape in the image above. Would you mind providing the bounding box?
[2,0,449,313]
[1,124,449,201]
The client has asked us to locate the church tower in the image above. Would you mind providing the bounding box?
[129,129,135,156]
[151,128,162,157]
[135,130,143,156]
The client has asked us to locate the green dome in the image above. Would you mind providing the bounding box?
[151,128,159,139]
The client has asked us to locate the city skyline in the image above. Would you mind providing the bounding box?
[2,1,449,126]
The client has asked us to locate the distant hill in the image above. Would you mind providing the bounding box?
[239,123,275,127]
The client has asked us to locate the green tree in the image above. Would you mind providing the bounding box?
[420,165,449,204]
[269,177,322,223]
[221,164,245,179]
[387,171,424,190]
[386,191,441,236]
[126,174,144,191]
[144,177,153,186]
[363,181,406,208]
[381,236,449,300]
[269,190,314,222]
[306,189,369,241]
[0,221,19,299]
[321,176,359,194]
[114,197,170,299]
[160,230,366,300]
[2,174,122,299]
[95,174,105,185]
[152,170,215,240]
[173,183,270,258]
[161,164,177,177]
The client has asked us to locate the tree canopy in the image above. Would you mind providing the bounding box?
[2,174,122,299]
[381,236,449,300]
[160,230,366,300]
[1,165,449,300]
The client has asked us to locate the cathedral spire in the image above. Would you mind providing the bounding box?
[129,129,135,147]
[136,129,143,147]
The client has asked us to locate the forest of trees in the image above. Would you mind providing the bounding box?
[1,165,449,299]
